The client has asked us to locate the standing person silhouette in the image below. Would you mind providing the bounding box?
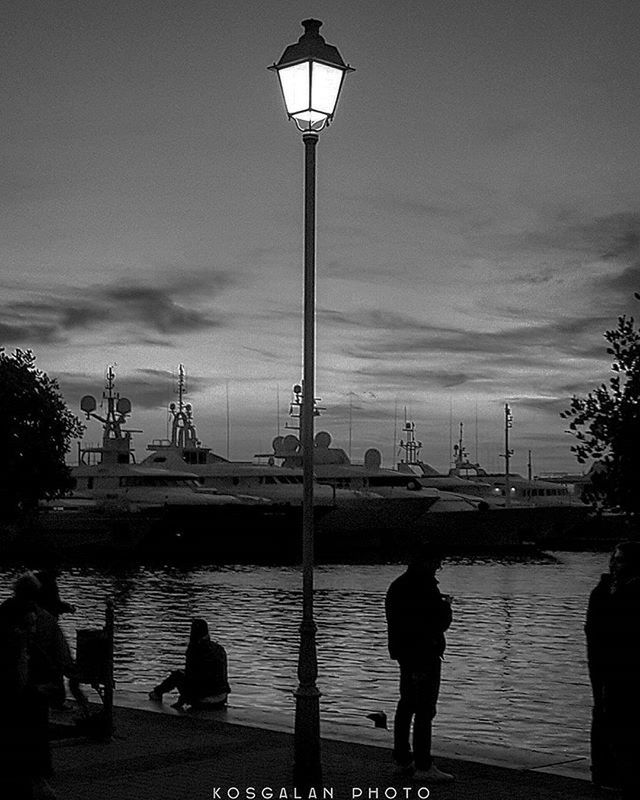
[586,540,640,797]
[0,573,58,799]
[385,542,454,783]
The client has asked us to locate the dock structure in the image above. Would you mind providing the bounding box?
[50,695,591,800]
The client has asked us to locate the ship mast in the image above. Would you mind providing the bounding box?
[500,403,514,508]
[452,422,467,470]
[79,366,134,465]
[286,383,324,439]
[168,364,200,450]
[398,416,422,466]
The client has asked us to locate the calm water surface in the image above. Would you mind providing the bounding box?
[0,551,609,758]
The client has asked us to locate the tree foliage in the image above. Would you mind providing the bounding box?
[0,348,84,519]
[561,308,640,516]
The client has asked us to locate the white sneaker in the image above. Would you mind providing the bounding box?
[412,765,454,783]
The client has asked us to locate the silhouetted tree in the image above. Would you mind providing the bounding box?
[0,349,83,520]
[561,301,640,520]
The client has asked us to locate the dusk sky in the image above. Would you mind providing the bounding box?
[2,0,639,474]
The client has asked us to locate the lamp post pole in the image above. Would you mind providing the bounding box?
[269,20,352,787]
[503,403,513,508]
[295,129,321,786]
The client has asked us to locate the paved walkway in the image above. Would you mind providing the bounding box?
[47,694,604,800]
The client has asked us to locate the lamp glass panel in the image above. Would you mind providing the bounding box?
[292,110,327,125]
[310,62,344,114]
[277,62,310,115]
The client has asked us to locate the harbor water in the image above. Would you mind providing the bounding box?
[0,551,610,758]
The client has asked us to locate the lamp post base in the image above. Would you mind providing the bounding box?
[293,615,322,788]
[293,686,322,788]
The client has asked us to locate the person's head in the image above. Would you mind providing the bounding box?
[190,618,209,643]
[610,540,640,580]
[12,572,42,612]
[407,541,444,576]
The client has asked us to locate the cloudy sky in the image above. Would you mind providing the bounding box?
[2,0,639,474]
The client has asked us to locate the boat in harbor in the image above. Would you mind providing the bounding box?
[139,375,590,556]
[7,372,590,562]
[139,373,457,553]
[447,416,581,508]
[140,370,381,506]
[12,368,290,559]
[70,367,264,513]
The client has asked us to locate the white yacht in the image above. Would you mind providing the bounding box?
[447,422,580,508]
[141,369,386,508]
[262,392,482,513]
[67,367,261,513]
[140,376,484,540]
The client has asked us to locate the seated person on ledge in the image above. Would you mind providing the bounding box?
[149,618,230,710]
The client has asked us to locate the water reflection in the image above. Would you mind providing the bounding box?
[0,552,608,758]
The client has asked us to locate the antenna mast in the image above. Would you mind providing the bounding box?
[398,417,422,466]
[226,381,230,460]
[448,397,453,468]
[348,393,353,461]
[277,384,281,437]
[475,399,479,464]
[168,365,199,449]
[501,403,514,507]
[79,365,134,465]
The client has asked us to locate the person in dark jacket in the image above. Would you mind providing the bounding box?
[33,569,76,620]
[149,618,230,710]
[0,573,58,799]
[385,542,454,783]
[585,540,640,798]
[31,567,90,714]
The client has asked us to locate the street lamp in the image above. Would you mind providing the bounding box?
[270,19,353,786]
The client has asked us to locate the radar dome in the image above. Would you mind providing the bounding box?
[116,397,131,415]
[364,448,382,469]
[80,395,97,413]
[314,431,332,449]
[282,434,301,454]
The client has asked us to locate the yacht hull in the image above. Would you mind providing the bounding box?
[1,501,594,562]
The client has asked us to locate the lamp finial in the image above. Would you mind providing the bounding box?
[301,19,323,39]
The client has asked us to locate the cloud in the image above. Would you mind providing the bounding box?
[0,270,235,345]
[350,364,485,390]
[320,308,440,332]
[506,395,572,415]
[128,368,213,409]
[101,285,217,334]
[592,262,640,299]
[506,210,640,259]
[321,302,614,367]
[592,214,640,262]
[337,310,612,363]
[241,345,284,362]
[515,270,556,286]
[506,210,640,299]
[56,366,215,414]
[0,319,61,344]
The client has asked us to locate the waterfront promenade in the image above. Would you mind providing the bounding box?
[49,695,601,800]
